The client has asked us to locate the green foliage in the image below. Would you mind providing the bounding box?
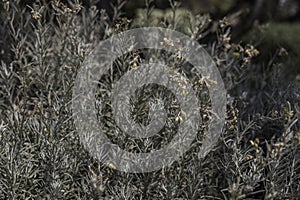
[244,22,300,88]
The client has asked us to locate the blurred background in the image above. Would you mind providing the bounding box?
[114,0,300,81]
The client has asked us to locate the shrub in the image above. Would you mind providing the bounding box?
[0,0,299,199]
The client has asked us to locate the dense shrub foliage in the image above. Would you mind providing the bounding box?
[0,0,299,199]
